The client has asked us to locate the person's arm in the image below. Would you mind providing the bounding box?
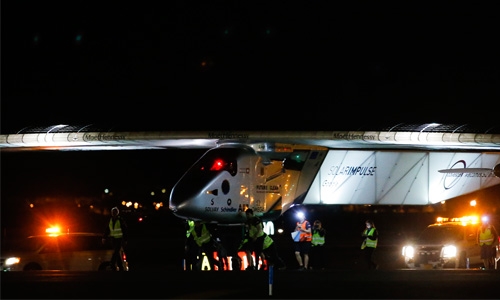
[367,228,378,241]
[304,221,312,234]
[492,226,499,244]
[256,218,264,236]
[102,220,110,243]
[121,217,129,241]
[103,227,109,239]
[319,228,326,237]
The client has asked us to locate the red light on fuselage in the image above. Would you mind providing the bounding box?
[210,159,225,171]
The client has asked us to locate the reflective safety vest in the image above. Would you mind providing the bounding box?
[263,234,274,250]
[186,220,195,238]
[479,227,495,246]
[109,218,124,238]
[297,221,312,242]
[362,228,377,248]
[311,230,325,246]
[191,223,211,247]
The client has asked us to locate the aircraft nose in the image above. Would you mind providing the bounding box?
[169,179,200,216]
[169,185,186,212]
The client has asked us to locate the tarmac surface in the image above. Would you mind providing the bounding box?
[2,268,500,299]
[2,240,499,299]
[3,211,500,299]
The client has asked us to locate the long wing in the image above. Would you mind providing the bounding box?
[2,122,500,224]
[1,123,499,152]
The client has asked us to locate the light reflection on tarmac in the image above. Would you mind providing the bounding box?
[2,268,499,299]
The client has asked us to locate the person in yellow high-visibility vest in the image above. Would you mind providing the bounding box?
[310,220,326,270]
[262,232,286,270]
[102,207,128,271]
[477,217,498,270]
[184,220,198,271]
[190,220,217,271]
[361,219,378,270]
[239,209,266,270]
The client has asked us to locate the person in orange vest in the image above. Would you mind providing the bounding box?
[361,219,378,270]
[477,216,498,270]
[293,211,312,270]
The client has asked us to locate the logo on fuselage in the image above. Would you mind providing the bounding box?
[443,160,466,190]
[442,160,494,190]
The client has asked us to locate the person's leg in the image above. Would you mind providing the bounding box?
[480,246,488,269]
[110,251,119,271]
[245,250,255,270]
[254,236,265,270]
[232,254,241,271]
[111,238,123,271]
[364,248,374,269]
[203,244,218,271]
[258,252,266,270]
[239,240,254,270]
[319,246,326,269]
[368,248,377,269]
[487,246,495,269]
[194,247,203,271]
[482,258,488,269]
[185,239,198,271]
[295,252,303,268]
[309,246,317,269]
[246,250,253,269]
[294,242,303,268]
[186,249,196,271]
[303,242,311,269]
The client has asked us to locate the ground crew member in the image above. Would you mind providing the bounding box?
[239,209,265,270]
[262,233,286,270]
[184,219,198,271]
[102,207,128,271]
[310,220,326,270]
[190,220,217,271]
[477,217,498,270]
[361,219,378,270]
[293,211,312,270]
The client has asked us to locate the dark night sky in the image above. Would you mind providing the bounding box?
[2,1,500,133]
[2,2,500,229]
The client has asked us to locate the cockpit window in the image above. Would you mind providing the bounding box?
[283,150,309,171]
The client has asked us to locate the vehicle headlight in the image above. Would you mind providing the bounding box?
[5,257,21,266]
[441,245,457,258]
[402,245,414,258]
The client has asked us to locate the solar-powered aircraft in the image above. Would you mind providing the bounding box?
[1,123,499,225]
